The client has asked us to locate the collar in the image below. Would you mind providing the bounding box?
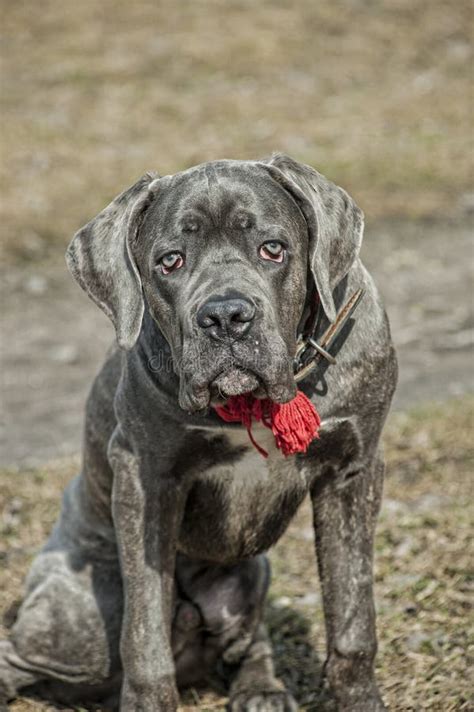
[293,288,365,383]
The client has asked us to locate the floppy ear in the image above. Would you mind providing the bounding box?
[66,172,159,350]
[262,153,364,323]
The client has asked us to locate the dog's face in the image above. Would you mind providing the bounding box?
[66,154,364,413]
[132,163,308,410]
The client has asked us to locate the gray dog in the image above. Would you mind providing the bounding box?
[0,154,397,711]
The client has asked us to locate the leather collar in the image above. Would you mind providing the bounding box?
[293,288,365,383]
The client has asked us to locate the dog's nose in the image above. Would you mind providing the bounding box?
[197,297,256,340]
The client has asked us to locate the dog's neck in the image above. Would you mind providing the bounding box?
[136,307,179,393]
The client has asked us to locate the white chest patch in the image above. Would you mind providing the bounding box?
[185,419,301,489]
[187,419,278,452]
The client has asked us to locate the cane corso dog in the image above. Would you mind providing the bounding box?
[0,154,397,711]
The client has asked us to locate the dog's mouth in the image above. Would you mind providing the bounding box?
[209,367,263,405]
[180,364,296,412]
[178,337,298,412]
[207,365,298,408]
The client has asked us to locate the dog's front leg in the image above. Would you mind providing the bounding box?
[310,455,386,712]
[109,430,185,712]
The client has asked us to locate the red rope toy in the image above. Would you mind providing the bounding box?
[214,391,320,458]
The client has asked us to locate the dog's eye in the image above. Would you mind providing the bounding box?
[259,241,285,263]
[158,252,185,275]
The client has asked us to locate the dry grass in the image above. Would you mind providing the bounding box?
[1,0,473,263]
[1,396,473,711]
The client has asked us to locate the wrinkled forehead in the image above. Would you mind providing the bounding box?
[149,160,304,229]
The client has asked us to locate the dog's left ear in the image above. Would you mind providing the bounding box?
[262,153,364,323]
[66,172,160,350]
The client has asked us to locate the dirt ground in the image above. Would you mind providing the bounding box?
[1,1,473,710]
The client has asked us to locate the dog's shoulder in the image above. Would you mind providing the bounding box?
[84,343,123,435]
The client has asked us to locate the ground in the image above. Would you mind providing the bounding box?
[1,1,473,710]
[1,399,473,711]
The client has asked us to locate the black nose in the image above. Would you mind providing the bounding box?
[197,296,256,340]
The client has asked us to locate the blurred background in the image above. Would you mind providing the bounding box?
[1,2,472,710]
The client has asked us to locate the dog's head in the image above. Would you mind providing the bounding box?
[66,154,363,412]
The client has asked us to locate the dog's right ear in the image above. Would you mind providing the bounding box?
[261,154,364,324]
[66,172,159,350]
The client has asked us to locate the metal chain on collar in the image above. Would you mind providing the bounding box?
[293,288,365,383]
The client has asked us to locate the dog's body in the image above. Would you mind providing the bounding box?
[0,155,397,711]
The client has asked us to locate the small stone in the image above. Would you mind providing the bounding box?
[406,631,431,653]
[383,498,408,515]
[298,592,320,607]
[394,536,415,558]
[295,527,314,541]
[446,40,471,62]
[50,345,78,364]
[412,71,436,93]
[274,596,292,608]
[24,276,47,294]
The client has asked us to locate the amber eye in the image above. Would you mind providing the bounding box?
[259,241,285,263]
[158,252,184,274]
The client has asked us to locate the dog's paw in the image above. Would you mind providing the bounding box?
[228,689,298,712]
[0,640,26,702]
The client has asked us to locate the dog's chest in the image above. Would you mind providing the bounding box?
[179,422,309,562]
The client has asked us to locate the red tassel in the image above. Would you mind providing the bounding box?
[214,391,320,458]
